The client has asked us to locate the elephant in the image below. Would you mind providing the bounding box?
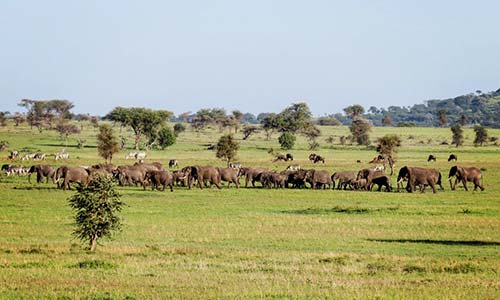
[172,170,187,186]
[331,171,356,190]
[351,178,367,190]
[260,172,275,188]
[396,166,443,193]
[448,154,457,162]
[240,167,266,188]
[267,173,287,188]
[134,161,164,172]
[55,166,91,190]
[356,168,385,191]
[144,170,173,192]
[288,169,309,188]
[448,166,484,191]
[305,169,332,189]
[28,165,55,184]
[217,167,240,188]
[428,155,436,162]
[370,175,392,192]
[91,163,117,174]
[114,165,148,186]
[184,166,221,189]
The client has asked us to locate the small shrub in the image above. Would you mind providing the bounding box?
[74,259,116,270]
[403,264,427,273]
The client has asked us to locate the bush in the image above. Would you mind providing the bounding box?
[173,123,186,136]
[278,132,296,150]
[316,116,341,126]
[215,134,239,164]
[68,175,123,251]
[157,126,176,149]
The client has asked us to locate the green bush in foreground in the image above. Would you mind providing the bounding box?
[68,175,123,251]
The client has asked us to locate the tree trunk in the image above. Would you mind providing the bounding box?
[89,235,98,251]
[134,134,140,150]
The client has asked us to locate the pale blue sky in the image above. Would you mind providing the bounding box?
[1,0,499,116]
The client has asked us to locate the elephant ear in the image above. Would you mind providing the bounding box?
[458,167,466,177]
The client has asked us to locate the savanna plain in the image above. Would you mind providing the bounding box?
[0,123,499,300]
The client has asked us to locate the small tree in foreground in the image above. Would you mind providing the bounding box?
[216,134,240,165]
[97,124,119,163]
[451,124,464,147]
[68,175,123,251]
[278,132,296,150]
[473,125,488,146]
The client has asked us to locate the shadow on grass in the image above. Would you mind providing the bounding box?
[281,206,400,215]
[13,186,57,191]
[367,238,500,246]
[36,143,97,149]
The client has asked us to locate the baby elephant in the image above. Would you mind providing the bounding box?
[145,170,174,192]
[370,175,392,192]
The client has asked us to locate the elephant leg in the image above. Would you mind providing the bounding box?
[474,178,484,191]
[462,179,468,191]
[430,183,436,193]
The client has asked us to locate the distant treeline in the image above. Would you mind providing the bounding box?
[170,88,500,128]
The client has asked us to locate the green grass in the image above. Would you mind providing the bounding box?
[0,122,499,299]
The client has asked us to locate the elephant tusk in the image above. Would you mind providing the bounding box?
[447,177,452,181]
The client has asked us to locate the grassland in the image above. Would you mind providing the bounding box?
[0,122,499,299]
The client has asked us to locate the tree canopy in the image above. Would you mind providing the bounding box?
[106,107,172,150]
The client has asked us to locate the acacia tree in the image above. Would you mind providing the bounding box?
[376,134,402,175]
[261,113,278,140]
[303,125,321,150]
[343,105,365,119]
[473,125,488,146]
[106,107,173,150]
[242,125,259,140]
[349,118,372,145]
[97,124,119,163]
[451,124,464,147]
[55,123,81,146]
[68,175,123,251]
[216,134,240,165]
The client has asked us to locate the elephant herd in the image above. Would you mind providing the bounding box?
[1,157,485,193]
